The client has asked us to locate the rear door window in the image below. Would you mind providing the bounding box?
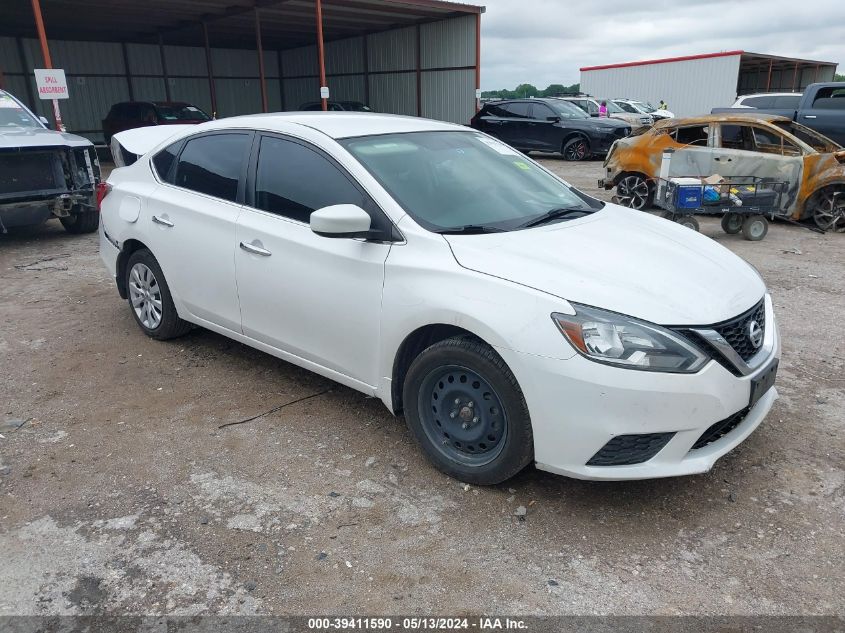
[502,102,530,118]
[480,103,508,117]
[173,133,251,202]
[530,103,556,120]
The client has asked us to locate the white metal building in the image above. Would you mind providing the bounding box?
[0,0,484,144]
[580,51,839,118]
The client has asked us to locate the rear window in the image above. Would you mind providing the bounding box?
[740,96,773,108]
[154,104,210,121]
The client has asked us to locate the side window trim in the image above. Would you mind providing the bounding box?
[245,131,401,242]
[156,130,254,204]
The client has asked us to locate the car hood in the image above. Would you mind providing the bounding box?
[444,204,765,326]
[0,126,93,149]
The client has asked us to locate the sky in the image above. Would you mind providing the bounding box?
[478,0,844,90]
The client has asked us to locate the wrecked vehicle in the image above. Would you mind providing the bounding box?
[100,113,779,484]
[0,89,101,234]
[600,113,845,232]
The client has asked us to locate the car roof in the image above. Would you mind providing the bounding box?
[737,92,801,99]
[186,112,465,139]
[653,113,792,128]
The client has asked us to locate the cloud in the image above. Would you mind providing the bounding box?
[479,0,843,89]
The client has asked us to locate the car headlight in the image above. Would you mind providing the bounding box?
[551,304,709,373]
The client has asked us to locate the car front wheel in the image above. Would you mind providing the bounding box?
[562,136,590,161]
[402,336,533,485]
[125,249,192,340]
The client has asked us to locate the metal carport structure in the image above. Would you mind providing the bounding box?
[0,0,484,142]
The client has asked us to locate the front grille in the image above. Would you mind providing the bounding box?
[0,151,63,195]
[690,408,749,450]
[714,300,766,362]
[587,432,675,466]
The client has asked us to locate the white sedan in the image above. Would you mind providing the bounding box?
[99,113,779,484]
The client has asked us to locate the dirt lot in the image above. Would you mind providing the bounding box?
[0,158,843,616]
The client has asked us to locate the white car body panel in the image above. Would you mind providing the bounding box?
[99,112,779,481]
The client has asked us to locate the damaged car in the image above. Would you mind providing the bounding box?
[0,89,101,234]
[99,113,779,484]
[601,113,845,232]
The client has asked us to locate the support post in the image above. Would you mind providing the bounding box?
[415,24,422,117]
[158,33,171,101]
[474,12,481,112]
[362,33,370,107]
[203,21,218,117]
[121,42,134,100]
[277,49,286,111]
[315,0,328,111]
[30,0,64,130]
[255,8,268,113]
[792,62,799,91]
[765,58,773,92]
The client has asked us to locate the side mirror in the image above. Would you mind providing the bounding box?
[39,116,51,129]
[590,112,599,117]
[310,204,372,239]
[546,116,561,123]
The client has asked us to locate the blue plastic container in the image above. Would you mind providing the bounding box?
[675,185,703,209]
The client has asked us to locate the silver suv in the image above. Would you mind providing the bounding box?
[559,96,653,128]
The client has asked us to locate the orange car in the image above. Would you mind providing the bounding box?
[601,114,845,232]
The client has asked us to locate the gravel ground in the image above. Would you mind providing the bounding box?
[0,158,843,616]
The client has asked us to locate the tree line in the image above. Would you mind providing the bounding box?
[481,83,581,99]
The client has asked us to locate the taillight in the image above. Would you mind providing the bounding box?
[96,182,112,211]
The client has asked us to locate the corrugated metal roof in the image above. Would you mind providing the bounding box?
[2,0,484,50]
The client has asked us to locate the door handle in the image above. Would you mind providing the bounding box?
[239,241,272,257]
[803,115,817,119]
[152,215,174,227]
[714,157,733,162]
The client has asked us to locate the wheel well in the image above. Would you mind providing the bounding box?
[115,238,149,299]
[801,182,845,220]
[391,324,486,414]
[561,132,589,152]
[613,170,652,188]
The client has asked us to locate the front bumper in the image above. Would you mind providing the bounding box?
[498,302,780,481]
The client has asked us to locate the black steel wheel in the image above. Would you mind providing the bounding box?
[721,213,743,234]
[403,336,533,485]
[615,174,654,210]
[562,136,589,161]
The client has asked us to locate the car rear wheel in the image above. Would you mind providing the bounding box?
[720,213,743,234]
[809,185,845,233]
[615,174,654,210]
[402,336,533,485]
[125,249,192,340]
[60,205,99,234]
[562,136,589,161]
[741,214,768,241]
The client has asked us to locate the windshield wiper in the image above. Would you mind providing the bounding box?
[517,206,593,229]
[435,224,506,235]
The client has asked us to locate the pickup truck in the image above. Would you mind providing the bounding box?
[712,82,845,146]
[0,89,101,234]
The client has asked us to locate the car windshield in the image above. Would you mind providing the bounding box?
[154,104,211,121]
[341,102,372,112]
[0,94,42,128]
[341,131,600,233]
[604,101,626,114]
[548,100,589,119]
[773,120,841,153]
[624,101,650,114]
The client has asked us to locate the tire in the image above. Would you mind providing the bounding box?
[808,186,845,233]
[125,249,192,340]
[60,206,99,234]
[660,211,675,221]
[562,136,590,162]
[741,215,768,241]
[615,174,654,210]
[675,215,700,231]
[721,213,743,234]
[402,336,533,485]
